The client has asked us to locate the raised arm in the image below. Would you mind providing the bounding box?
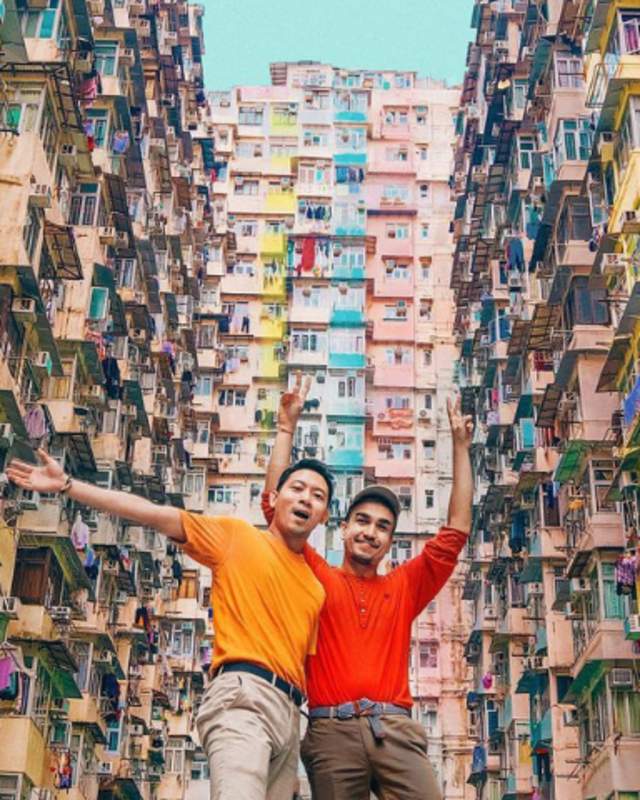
[446,395,474,534]
[7,450,184,541]
[264,372,311,493]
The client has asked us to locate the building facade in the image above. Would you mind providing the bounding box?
[452,3,640,800]
[0,3,473,800]
[196,62,472,799]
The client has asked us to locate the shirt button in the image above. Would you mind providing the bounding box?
[360,608,365,614]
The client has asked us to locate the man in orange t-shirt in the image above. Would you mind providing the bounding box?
[7,432,331,800]
[263,379,474,799]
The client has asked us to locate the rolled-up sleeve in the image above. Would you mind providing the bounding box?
[179,512,237,569]
[397,527,469,615]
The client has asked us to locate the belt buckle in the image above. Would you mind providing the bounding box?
[357,698,374,717]
[336,704,354,720]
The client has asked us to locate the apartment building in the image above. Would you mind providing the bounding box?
[0,1,216,799]
[192,62,473,798]
[453,3,640,800]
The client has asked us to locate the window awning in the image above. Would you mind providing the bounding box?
[58,339,104,384]
[585,0,610,52]
[514,470,547,496]
[16,266,63,376]
[515,393,534,423]
[16,530,93,596]
[173,176,192,209]
[93,263,126,335]
[104,174,132,235]
[536,384,562,428]
[564,659,606,704]
[43,221,83,280]
[507,319,530,357]
[145,474,165,504]
[0,389,28,438]
[518,557,542,584]
[123,380,151,437]
[163,292,179,327]
[527,303,560,351]
[554,439,591,484]
[597,335,632,392]
[98,777,143,800]
[55,431,97,477]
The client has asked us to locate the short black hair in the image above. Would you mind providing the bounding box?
[276,459,334,504]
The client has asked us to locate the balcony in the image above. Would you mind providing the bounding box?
[264,190,296,214]
[328,398,365,417]
[372,317,414,342]
[330,307,365,327]
[259,232,286,255]
[374,456,415,479]
[0,716,47,786]
[373,364,415,389]
[332,265,365,281]
[327,448,364,469]
[328,352,366,369]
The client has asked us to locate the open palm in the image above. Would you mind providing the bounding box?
[6,449,67,493]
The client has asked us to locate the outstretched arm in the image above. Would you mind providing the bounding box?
[7,450,184,541]
[446,395,474,534]
[264,372,311,494]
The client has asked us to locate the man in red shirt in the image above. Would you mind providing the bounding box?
[262,375,473,799]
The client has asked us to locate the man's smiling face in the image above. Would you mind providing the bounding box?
[270,469,329,543]
[341,500,395,569]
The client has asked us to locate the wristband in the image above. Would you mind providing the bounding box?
[59,475,73,495]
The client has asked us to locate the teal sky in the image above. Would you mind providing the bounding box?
[202,0,474,91]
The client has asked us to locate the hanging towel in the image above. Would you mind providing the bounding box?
[71,515,90,551]
[301,238,315,271]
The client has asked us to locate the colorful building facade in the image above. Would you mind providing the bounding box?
[452,3,640,800]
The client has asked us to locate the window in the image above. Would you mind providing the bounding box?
[238,106,264,125]
[197,325,216,348]
[88,286,109,320]
[386,223,409,239]
[95,41,118,76]
[419,183,428,199]
[385,395,411,409]
[417,146,428,161]
[23,0,61,38]
[236,141,262,158]
[384,109,408,125]
[183,470,204,497]
[602,563,625,619]
[330,331,363,354]
[419,300,432,320]
[419,641,438,669]
[554,119,592,165]
[384,303,409,321]
[2,85,42,133]
[518,136,535,169]
[218,388,246,406]
[422,440,436,460]
[23,204,42,262]
[208,484,240,505]
[555,55,584,88]
[425,489,435,509]
[106,718,122,754]
[115,257,136,289]
[423,349,433,367]
[420,224,430,240]
[385,146,408,161]
[378,442,411,460]
[385,348,411,366]
[170,623,195,657]
[194,375,213,397]
[302,128,329,148]
[164,738,185,774]
[238,219,258,237]
[213,436,241,455]
[337,376,358,398]
[513,79,528,109]
[382,184,410,202]
[415,105,428,124]
[234,179,259,195]
[86,109,109,147]
[292,330,325,352]
[69,183,99,226]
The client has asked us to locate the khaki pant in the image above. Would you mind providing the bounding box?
[301,715,442,800]
[197,671,300,800]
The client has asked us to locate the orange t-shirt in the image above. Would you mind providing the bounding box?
[180,512,325,691]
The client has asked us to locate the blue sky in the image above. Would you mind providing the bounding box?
[202,0,474,90]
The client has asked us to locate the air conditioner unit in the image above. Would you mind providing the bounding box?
[626,613,640,637]
[0,423,15,448]
[610,668,634,688]
[528,582,544,596]
[94,649,113,665]
[562,708,579,726]
[49,606,72,624]
[30,184,52,208]
[0,596,21,619]
[19,490,40,510]
[115,231,128,247]
[570,577,591,594]
[484,605,497,619]
[602,253,626,273]
[99,226,116,244]
[120,47,135,65]
[129,724,144,737]
[87,384,105,402]
[33,351,53,376]
[116,590,129,605]
[508,273,522,288]
[418,409,432,421]
[184,738,196,751]
[11,297,37,323]
[480,334,490,346]
[98,762,113,776]
[59,144,77,164]
[122,404,137,417]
